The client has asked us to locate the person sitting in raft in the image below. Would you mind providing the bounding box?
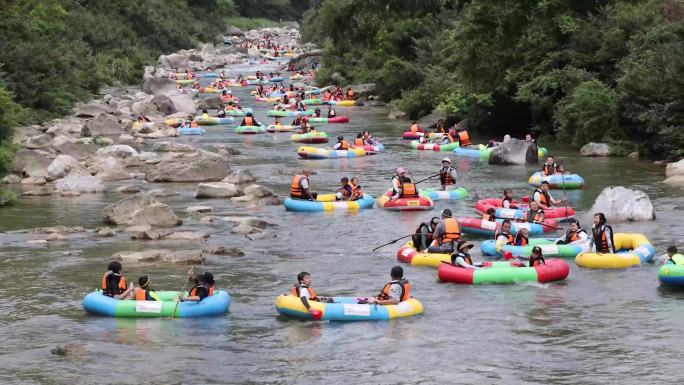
[299,120,311,134]
[409,121,423,133]
[336,177,353,201]
[362,131,376,145]
[590,212,615,253]
[524,201,545,224]
[555,219,588,245]
[368,266,411,305]
[137,115,151,123]
[134,275,161,301]
[333,136,350,150]
[451,241,484,269]
[542,156,563,176]
[391,168,416,200]
[239,112,261,127]
[439,157,458,190]
[353,133,365,147]
[413,216,440,252]
[180,272,214,302]
[182,115,198,128]
[429,118,446,133]
[345,88,354,100]
[201,109,210,120]
[456,124,472,147]
[533,181,567,209]
[665,246,684,265]
[290,169,317,201]
[292,112,304,127]
[515,227,529,246]
[523,246,546,267]
[501,189,518,209]
[216,105,227,118]
[440,129,456,144]
[349,177,363,201]
[291,272,331,315]
[177,84,186,94]
[495,220,515,252]
[327,106,337,118]
[482,208,497,222]
[418,135,429,144]
[273,117,283,126]
[102,261,134,299]
[312,107,322,118]
[428,209,461,253]
[192,81,201,91]
[219,69,226,79]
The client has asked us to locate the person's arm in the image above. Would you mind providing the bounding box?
[605,227,615,253]
[373,285,400,305]
[495,235,508,252]
[180,287,207,302]
[113,281,134,300]
[455,256,477,269]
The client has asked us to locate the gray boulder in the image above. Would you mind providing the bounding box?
[580,142,610,157]
[55,141,97,161]
[22,134,54,150]
[102,194,182,227]
[589,186,655,222]
[111,249,205,265]
[151,142,195,153]
[151,94,176,115]
[288,50,321,71]
[82,115,123,137]
[74,102,112,118]
[348,83,376,100]
[141,77,177,95]
[226,26,244,36]
[195,182,242,198]
[95,145,139,166]
[168,94,196,114]
[159,53,190,69]
[54,174,105,194]
[46,155,89,181]
[1,174,22,184]
[222,169,256,184]
[195,94,222,110]
[489,139,539,165]
[145,151,229,183]
[664,159,684,186]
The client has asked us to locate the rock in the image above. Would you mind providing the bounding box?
[12,125,43,143]
[222,169,256,185]
[589,186,655,222]
[130,100,158,116]
[1,174,22,184]
[231,184,275,203]
[580,142,610,157]
[145,151,229,183]
[47,233,66,241]
[124,224,152,233]
[87,156,128,179]
[186,205,213,213]
[489,139,539,165]
[288,50,322,71]
[102,194,182,227]
[55,141,97,161]
[168,94,196,114]
[130,228,174,240]
[159,53,190,70]
[195,182,242,198]
[226,26,244,36]
[331,72,347,84]
[148,189,179,197]
[664,159,684,186]
[54,174,105,194]
[111,249,205,265]
[21,176,47,185]
[95,145,139,166]
[151,94,176,115]
[82,115,123,137]
[46,155,89,181]
[51,344,86,357]
[195,94,222,110]
[164,231,210,241]
[95,137,115,146]
[22,134,54,150]
[249,196,284,208]
[118,134,136,147]
[12,149,52,178]
[96,227,117,237]
[152,142,195,153]
[207,144,241,155]
[22,186,52,196]
[74,102,112,118]
[203,245,244,256]
[231,222,261,235]
[60,190,82,197]
[627,151,639,160]
[32,225,85,234]
[388,105,407,120]
[348,83,376,100]
[141,77,177,95]
[418,110,446,126]
[116,185,141,194]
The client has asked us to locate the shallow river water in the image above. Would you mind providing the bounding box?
[1,61,683,385]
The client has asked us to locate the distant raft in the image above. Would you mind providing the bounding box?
[396,242,451,268]
[324,100,356,106]
[480,238,588,258]
[363,142,385,154]
[575,233,655,269]
[235,125,266,134]
[474,198,576,222]
[418,187,468,201]
[457,217,558,237]
[275,294,423,321]
[452,144,493,158]
[290,131,329,143]
[437,259,570,285]
[266,124,298,133]
[528,172,585,189]
[179,126,206,135]
[83,290,231,318]
[268,109,315,117]
[297,146,366,159]
[377,190,435,211]
[402,132,444,140]
[409,140,460,152]
[305,116,350,124]
[283,193,375,212]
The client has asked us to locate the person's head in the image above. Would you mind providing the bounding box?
[525,134,532,142]
[502,219,512,232]
[246,112,253,117]
[363,130,370,137]
[529,201,539,211]
[540,181,550,191]
[442,157,451,165]
[667,246,678,257]
[357,133,363,138]
[390,265,403,280]
[187,115,193,121]
[569,219,580,232]
[546,156,555,165]
[594,213,606,226]
[302,168,311,177]
[202,109,208,113]
[441,209,452,219]
[396,167,406,176]
[520,228,529,237]
[412,121,417,125]
[337,135,344,141]
[107,261,122,274]
[457,241,475,253]
[138,275,151,288]
[351,177,359,185]
[296,271,311,286]
[531,246,542,258]
[430,217,441,226]
[486,208,495,216]
[227,90,232,95]
[200,272,214,286]
[296,112,302,117]
[503,188,513,198]
[340,177,349,185]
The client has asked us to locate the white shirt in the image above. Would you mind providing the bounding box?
[300,178,309,190]
[387,281,402,301]
[298,286,311,299]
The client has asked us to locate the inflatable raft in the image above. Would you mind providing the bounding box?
[255,96,281,103]
[175,79,194,85]
[418,187,468,201]
[275,294,423,321]
[302,99,323,105]
[457,217,557,237]
[268,109,315,117]
[268,76,285,83]
[179,126,205,135]
[377,190,434,211]
[235,125,266,134]
[528,172,585,189]
[480,238,588,258]
[402,132,443,140]
[438,259,569,285]
[325,100,356,106]
[305,116,350,124]
[297,146,366,159]
[452,144,493,158]
[266,124,297,133]
[397,242,451,267]
[409,140,459,152]
[363,143,385,154]
[83,290,231,318]
[658,263,684,287]
[283,193,374,212]
[290,132,329,143]
[575,233,656,269]
[194,117,236,125]
[474,198,575,221]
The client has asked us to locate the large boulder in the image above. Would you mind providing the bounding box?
[195,182,242,198]
[130,99,158,116]
[151,94,176,115]
[226,26,244,37]
[54,174,105,194]
[102,194,182,227]
[151,142,195,153]
[168,94,196,114]
[21,134,54,150]
[145,151,229,183]
[73,102,112,118]
[589,186,655,222]
[195,94,222,110]
[580,142,610,157]
[288,50,321,71]
[46,155,89,181]
[159,53,190,70]
[81,115,123,137]
[95,145,139,166]
[55,141,97,161]
[664,159,684,186]
[141,77,177,95]
[222,169,256,185]
[348,83,376,100]
[489,139,539,165]
[111,249,205,265]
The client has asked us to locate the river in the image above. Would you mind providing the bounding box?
[1,60,683,385]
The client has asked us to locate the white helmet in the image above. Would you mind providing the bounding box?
[442,157,451,164]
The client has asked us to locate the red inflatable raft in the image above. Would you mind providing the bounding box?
[437,259,570,285]
[377,190,434,211]
[474,198,575,221]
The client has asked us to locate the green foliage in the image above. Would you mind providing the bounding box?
[0,187,16,207]
[555,80,620,146]
[234,0,311,20]
[225,16,280,30]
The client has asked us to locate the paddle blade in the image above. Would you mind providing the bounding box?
[311,309,322,320]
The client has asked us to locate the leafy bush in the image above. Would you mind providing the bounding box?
[555,80,620,146]
[0,188,16,207]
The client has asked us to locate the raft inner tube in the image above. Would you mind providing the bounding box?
[457,217,558,237]
[297,146,366,159]
[659,263,684,286]
[480,238,588,258]
[305,116,350,124]
[377,190,434,211]
[275,294,423,321]
[397,242,451,267]
[284,193,374,212]
[83,290,230,318]
[438,259,569,285]
[474,198,575,221]
[575,233,655,269]
[418,187,468,201]
[409,140,460,152]
[235,125,266,134]
[528,171,585,189]
[290,131,329,143]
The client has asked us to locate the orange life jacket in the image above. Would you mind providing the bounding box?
[410,124,419,133]
[190,121,198,128]
[337,140,349,150]
[542,163,560,176]
[134,287,158,301]
[354,138,364,147]
[290,174,307,199]
[440,218,461,243]
[101,273,127,297]
[401,183,417,198]
[188,284,213,297]
[515,233,528,246]
[349,181,362,200]
[534,188,551,206]
[527,209,543,223]
[378,279,410,302]
[244,116,255,126]
[440,167,454,186]
[566,229,586,242]
[495,231,515,245]
[458,131,472,146]
[291,284,318,300]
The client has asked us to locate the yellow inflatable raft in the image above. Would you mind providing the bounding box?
[575,233,656,269]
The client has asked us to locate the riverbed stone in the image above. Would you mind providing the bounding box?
[102,194,182,227]
[589,186,655,222]
[580,142,610,157]
[159,53,190,69]
[96,227,117,237]
[186,205,213,213]
[222,169,256,185]
[111,249,205,265]
[55,141,97,161]
[489,139,539,165]
[195,182,242,198]
[664,159,684,186]
[1,174,22,184]
[74,102,112,118]
[46,155,89,181]
[12,149,52,178]
[21,176,47,185]
[95,145,140,166]
[54,174,106,194]
[145,151,229,183]
[116,185,141,194]
[141,77,177,95]
[82,115,123,137]
[203,245,244,256]
[152,142,195,153]
[22,186,52,196]
[22,134,54,150]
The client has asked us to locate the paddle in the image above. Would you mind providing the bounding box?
[413,173,441,185]
[560,167,569,219]
[522,220,564,231]
[371,233,433,252]
[170,266,194,320]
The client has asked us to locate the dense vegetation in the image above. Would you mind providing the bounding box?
[302,0,684,159]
